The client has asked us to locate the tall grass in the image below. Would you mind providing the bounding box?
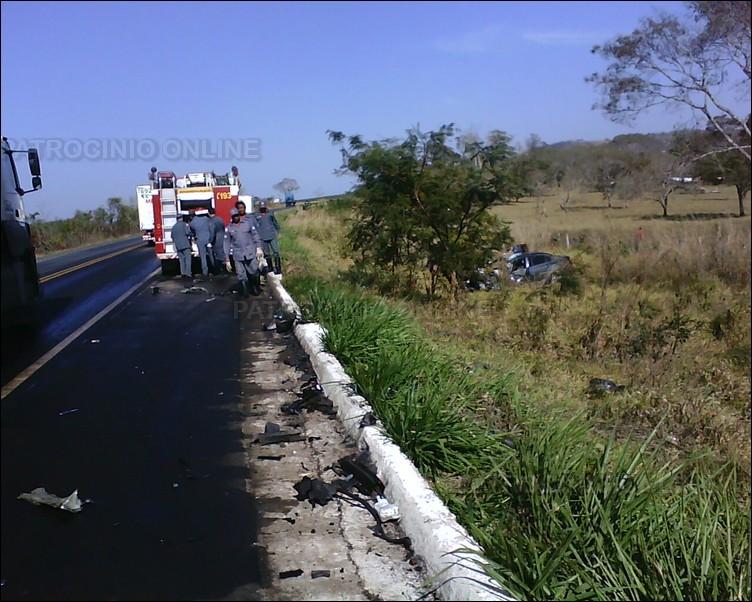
[287,276,751,601]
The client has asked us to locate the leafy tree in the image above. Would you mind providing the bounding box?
[328,125,513,297]
[588,1,751,160]
[692,115,752,216]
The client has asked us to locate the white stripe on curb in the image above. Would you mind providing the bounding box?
[267,274,513,601]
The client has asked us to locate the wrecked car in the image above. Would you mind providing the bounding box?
[507,252,571,284]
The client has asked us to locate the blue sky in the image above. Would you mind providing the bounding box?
[1,0,742,219]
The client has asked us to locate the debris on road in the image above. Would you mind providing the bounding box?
[281,378,337,417]
[181,286,209,294]
[89,339,100,344]
[258,455,285,461]
[293,476,341,507]
[374,496,400,522]
[254,421,307,446]
[58,408,80,416]
[279,569,304,579]
[337,454,384,497]
[205,297,216,303]
[359,412,377,428]
[311,570,331,579]
[17,487,83,513]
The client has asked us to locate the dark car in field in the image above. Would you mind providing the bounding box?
[507,252,571,283]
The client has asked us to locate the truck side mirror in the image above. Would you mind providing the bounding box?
[28,149,41,176]
[32,176,42,191]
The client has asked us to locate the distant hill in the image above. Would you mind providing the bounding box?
[544,131,680,153]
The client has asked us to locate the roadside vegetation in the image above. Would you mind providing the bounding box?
[31,197,139,255]
[274,4,750,597]
[278,163,749,600]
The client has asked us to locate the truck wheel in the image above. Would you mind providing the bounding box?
[161,259,177,277]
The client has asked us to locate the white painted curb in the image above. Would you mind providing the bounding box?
[268,274,512,601]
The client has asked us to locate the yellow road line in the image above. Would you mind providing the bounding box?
[39,243,143,283]
[1,267,160,401]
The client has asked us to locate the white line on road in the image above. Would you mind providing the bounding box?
[1,267,160,401]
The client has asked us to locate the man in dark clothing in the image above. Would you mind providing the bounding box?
[208,207,226,273]
[254,200,282,274]
[170,213,193,278]
[189,209,215,277]
[224,208,264,296]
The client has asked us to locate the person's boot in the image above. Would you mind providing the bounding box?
[250,274,262,296]
[273,257,282,275]
[240,280,250,298]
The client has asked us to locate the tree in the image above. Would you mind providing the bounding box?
[273,178,300,194]
[692,115,752,216]
[588,1,751,161]
[328,125,513,298]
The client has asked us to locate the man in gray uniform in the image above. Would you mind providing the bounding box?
[224,208,264,296]
[189,209,215,277]
[254,200,282,274]
[171,213,193,279]
[208,207,226,273]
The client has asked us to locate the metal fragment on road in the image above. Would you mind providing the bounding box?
[181,286,209,294]
[17,488,83,513]
[58,408,80,416]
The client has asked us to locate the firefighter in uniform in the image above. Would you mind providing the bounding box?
[254,200,282,275]
[171,213,193,278]
[208,207,226,273]
[224,208,264,296]
[189,209,215,277]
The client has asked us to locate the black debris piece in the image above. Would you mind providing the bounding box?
[258,455,285,461]
[293,477,339,507]
[359,412,377,428]
[279,569,304,579]
[587,378,625,396]
[281,379,337,416]
[254,427,307,446]
[265,422,281,434]
[274,308,297,334]
[337,454,384,497]
[311,570,331,579]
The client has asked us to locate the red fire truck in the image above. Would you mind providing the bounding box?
[148,166,244,274]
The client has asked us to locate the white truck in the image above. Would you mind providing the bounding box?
[1,136,43,326]
[136,184,155,245]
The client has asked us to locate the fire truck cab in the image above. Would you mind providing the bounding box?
[148,166,243,275]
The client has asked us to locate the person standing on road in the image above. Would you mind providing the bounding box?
[254,200,282,275]
[208,207,227,273]
[224,208,264,297]
[171,213,193,279]
[236,199,249,221]
[189,209,215,278]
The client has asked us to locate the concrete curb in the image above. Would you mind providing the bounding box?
[267,275,512,601]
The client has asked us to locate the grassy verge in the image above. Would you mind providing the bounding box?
[278,197,751,600]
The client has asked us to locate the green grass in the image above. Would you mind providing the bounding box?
[285,275,751,601]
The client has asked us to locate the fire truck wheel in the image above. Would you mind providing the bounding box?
[160,259,178,277]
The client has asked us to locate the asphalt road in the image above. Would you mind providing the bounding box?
[1,238,158,389]
[1,240,265,600]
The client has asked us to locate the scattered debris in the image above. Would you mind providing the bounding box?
[89,339,100,344]
[279,569,304,580]
[181,286,209,294]
[337,454,384,497]
[258,455,285,461]
[587,378,625,396]
[205,297,216,303]
[281,378,336,416]
[58,408,80,416]
[374,496,400,522]
[293,476,341,507]
[359,412,377,428]
[254,421,307,446]
[311,570,331,579]
[18,488,83,513]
